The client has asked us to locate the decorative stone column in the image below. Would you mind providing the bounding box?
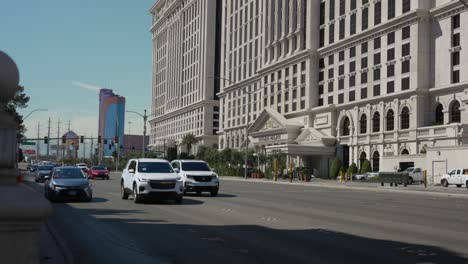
[0,50,52,264]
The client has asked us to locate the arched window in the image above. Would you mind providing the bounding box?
[342,117,350,136]
[435,104,444,124]
[451,101,461,123]
[401,107,410,129]
[372,112,380,132]
[360,114,367,134]
[372,151,380,172]
[359,152,367,169]
[401,149,409,155]
[386,109,394,131]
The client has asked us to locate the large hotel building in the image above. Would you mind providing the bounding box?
[150,0,468,183]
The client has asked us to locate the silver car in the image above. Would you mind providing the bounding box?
[44,167,93,202]
[35,165,54,183]
[354,172,379,181]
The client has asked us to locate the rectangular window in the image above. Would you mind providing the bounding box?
[329,54,334,65]
[350,61,356,72]
[328,68,334,79]
[453,14,460,29]
[373,84,380,96]
[339,65,344,76]
[402,26,410,40]
[362,42,368,53]
[361,87,368,99]
[320,2,325,25]
[388,32,395,45]
[318,98,324,106]
[403,0,411,13]
[338,93,344,104]
[402,61,410,73]
[374,53,381,65]
[319,58,325,69]
[319,28,325,47]
[339,19,345,39]
[361,72,368,84]
[328,96,334,105]
[361,57,368,69]
[350,75,356,87]
[330,0,335,20]
[452,51,460,66]
[402,43,410,56]
[374,2,381,25]
[362,8,369,30]
[374,37,381,49]
[350,14,356,35]
[350,46,356,58]
[300,100,306,109]
[340,0,346,15]
[453,70,460,83]
[339,79,344,90]
[388,0,395,19]
[328,82,334,92]
[402,77,410,90]
[349,90,355,101]
[373,68,380,81]
[453,33,460,47]
[319,71,324,81]
[329,24,335,44]
[387,48,395,61]
[319,85,324,95]
[387,81,394,93]
[387,64,395,77]
[301,86,306,97]
[339,51,345,61]
[351,0,357,10]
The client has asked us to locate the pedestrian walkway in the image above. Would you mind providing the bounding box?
[221,176,468,198]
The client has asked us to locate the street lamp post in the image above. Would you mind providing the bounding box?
[209,76,290,179]
[21,108,47,162]
[126,109,152,158]
[22,108,48,121]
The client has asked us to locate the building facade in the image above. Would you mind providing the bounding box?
[149,0,221,155]
[217,0,468,182]
[98,89,126,158]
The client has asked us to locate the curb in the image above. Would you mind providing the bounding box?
[220,177,468,199]
[22,181,74,264]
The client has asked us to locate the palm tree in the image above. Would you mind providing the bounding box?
[181,134,198,155]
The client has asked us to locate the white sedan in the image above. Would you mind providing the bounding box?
[354,172,379,181]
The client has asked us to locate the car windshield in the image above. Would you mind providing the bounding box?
[38,165,54,171]
[137,162,174,173]
[92,166,106,170]
[53,168,86,178]
[181,162,211,171]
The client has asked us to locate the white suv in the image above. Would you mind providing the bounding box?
[171,160,219,196]
[121,158,184,203]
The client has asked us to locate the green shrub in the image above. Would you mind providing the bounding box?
[360,160,371,173]
[347,162,358,176]
[329,158,342,179]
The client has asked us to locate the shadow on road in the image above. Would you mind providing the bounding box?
[184,193,237,198]
[50,205,468,264]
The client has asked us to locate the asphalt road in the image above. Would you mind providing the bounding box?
[24,172,468,264]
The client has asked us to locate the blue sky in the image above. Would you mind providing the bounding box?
[1,0,155,139]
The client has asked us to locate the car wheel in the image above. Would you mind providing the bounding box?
[106,176,110,180]
[210,188,218,197]
[85,195,93,202]
[133,184,142,204]
[196,190,202,196]
[466,181,468,188]
[456,184,462,188]
[121,182,129,200]
[408,177,414,185]
[442,179,449,187]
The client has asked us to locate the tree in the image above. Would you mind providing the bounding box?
[329,158,342,179]
[181,134,198,155]
[167,147,177,161]
[360,160,372,173]
[5,85,30,140]
[347,162,358,176]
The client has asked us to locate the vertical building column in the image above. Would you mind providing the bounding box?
[281,0,287,57]
[296,0,303,51]
[263,0,269,64]
[273,0,279,61]
[289,0,296,55]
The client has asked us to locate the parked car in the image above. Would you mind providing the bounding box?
[35,165,54,182]
[354,172,379,181]
[402,167,423,184]
[76,163,89,172]
[441,168,468,188]
[121,159,183,204]
[44,166,93,202]
[171,160,219,196]
[88,166,110,180]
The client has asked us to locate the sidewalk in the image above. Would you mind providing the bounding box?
[220,176,468,198]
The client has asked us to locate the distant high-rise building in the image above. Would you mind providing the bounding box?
[98,89,125,158]
[148,0,222,155]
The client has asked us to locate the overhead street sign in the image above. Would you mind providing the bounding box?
[21,141,36,146]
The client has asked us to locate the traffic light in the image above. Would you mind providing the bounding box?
[131,146,135,152]
[44,136,48,144]
[80,136,84,143]
[62,136,66,143]
[115,136,119,144]
[104,138,108,144]
[97,136,102,144]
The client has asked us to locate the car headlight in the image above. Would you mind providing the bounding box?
[186,175,194,179]
[212,173,219,178]
[138,178,149,182]
[176,176,182,181]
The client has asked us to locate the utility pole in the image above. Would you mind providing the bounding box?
[56,119,60,160]
[90,135,94,162]
[46,117,51,160]
[67,120,71,159]
[83,134,86,160]
[36,121,40,161]
[143,109,147,158]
